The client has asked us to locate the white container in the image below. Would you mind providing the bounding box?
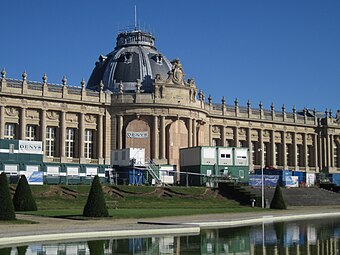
[234,148,249,166]
[217,147,233,165]
[180,147,217,166]
[111,148,145,166]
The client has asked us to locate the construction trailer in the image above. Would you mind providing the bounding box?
[111,148,145,167]
[0,139,106,184]
[179,146,250,186]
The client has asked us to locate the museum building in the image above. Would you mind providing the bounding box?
[0,28,340,175]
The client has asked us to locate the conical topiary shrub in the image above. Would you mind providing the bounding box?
[0,172,16,220]
[17,245,28,255]
[270,184,287,209]
[83,175,109,217]
[88,240,105,255]
[13,175,37,211]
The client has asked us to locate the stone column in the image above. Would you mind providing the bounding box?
[234,126,239,147]
[79,113,85,161]
[117,115,123,150]
[104,109,111,164]
[187,118,192,147]
[221,126,226,147]
[330,134,334,168]
[40,109,46,152]
[0,105,4,139]
[314,134,319,171]
[247,128,253,170]
[303,133,308,168]
[20,107,26,140]
[209,124,212,146]
[293,132,298,169]
[97,114,103,163]
[153,115,159,159]
[282,131,287,169]
[271,130,276,166]
[192,119,197,146]
[259,129,264,167]
[319,132,324,171]
[160,116,166,159]
[60,111,66,159]
[326,134,331,170]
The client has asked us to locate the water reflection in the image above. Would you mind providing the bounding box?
[3,218,340,254]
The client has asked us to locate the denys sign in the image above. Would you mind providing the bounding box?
[19,140,43,154]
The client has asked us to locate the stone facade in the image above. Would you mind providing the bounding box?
[1,30,340,174]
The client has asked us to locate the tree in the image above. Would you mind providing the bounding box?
[270,184,287,209]
[13,175,37,211]
[83,175,109,217]
[0,172,16,220]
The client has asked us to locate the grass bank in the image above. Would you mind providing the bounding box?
[12,185,262,219]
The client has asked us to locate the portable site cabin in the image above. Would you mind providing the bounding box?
[111,148,145,167]
[0,139,106,185]
[179,146,250,186]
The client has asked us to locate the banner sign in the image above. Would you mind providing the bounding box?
[19,141,43,154]
[27,171,44,185]
[127,131,148,138]
[249,175,279,187]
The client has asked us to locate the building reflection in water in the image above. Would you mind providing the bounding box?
[3,218,340,254]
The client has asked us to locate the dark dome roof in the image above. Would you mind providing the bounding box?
[87,30,172,92]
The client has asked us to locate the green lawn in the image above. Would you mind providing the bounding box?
[11,184,263,219]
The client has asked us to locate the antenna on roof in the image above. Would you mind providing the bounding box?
[134,5,137,30]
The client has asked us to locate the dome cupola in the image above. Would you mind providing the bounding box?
[87,30,172,92]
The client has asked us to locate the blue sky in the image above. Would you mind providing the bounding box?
[1,0,339,113]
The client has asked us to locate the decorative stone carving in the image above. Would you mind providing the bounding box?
[167,59,185,85]
[5,107,18,117]
[46,111,59,120]
[190,88,197,102]
[26,110,39,120]
[307,134,313,142]
[336,110,340,123]
[66,113,78,122]
[275,132,281,140]
[238,128,246,136]
[263,130,270,138]
[286,133,292,139]
[0,97,7,104]
[85,115,96,123]
[212,126,220,134]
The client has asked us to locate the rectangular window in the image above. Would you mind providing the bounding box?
[84,129,94,159]
[26,125,37,141]
[46,127,56,157]
[252,142,257,165]
[275,143,280,166]
[4,123,16,140]
[334,143,338,167]
[65,128,75,158]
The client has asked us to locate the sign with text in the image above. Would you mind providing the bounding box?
[127,131,148,138]
[19,141,43,154]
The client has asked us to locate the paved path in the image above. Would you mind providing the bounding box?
[1,206,340,247]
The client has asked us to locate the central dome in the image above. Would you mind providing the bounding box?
[87,30,172,92]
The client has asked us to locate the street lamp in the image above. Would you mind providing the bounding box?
[258,148,265,208]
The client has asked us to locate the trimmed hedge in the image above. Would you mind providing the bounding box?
[83,176,109,217]
[0,172,16,220]
[13,175,38,211]
[270,184,287,209]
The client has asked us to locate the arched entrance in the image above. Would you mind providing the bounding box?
[166,120,188,167]
[125,119,151,160]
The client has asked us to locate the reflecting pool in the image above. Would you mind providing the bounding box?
[3,217,340,254]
